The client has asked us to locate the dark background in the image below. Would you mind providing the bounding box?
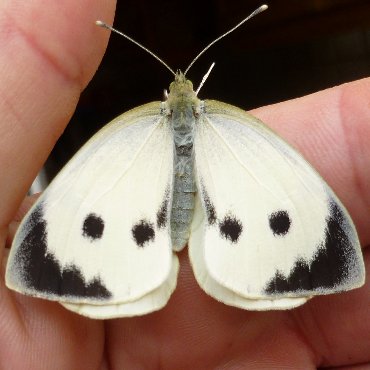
[41,0,370,184]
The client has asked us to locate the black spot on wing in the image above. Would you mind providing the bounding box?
[269,210,291,236]
[309,201,356,287]
[82,213,104,240]
[132,219,155,247]
[219,215,243,243]
[157,187,170,229]
[13,204,111,299]
[201,185,217,225]
[265,201,358,295]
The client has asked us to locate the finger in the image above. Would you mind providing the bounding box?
[251,78,370,366]
[296,248,370,367]
[252,78,370,245]
[0,0,115,231]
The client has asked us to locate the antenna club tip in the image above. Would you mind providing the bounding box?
[261,4,268,11]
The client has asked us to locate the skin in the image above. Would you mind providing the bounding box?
[0,0,369,369]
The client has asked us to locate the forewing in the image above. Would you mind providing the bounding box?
[6,102,178,318]
[189,100,365,310]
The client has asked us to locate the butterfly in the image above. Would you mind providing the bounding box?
[5,6,365,319]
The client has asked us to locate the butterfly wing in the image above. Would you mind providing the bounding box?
[189,100,365,310]
[6,102,178,319]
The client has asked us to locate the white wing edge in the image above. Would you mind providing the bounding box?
[61,254,179,319]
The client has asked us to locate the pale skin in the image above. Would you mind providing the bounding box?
[0,1,369,369]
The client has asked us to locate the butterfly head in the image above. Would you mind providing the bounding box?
[169,72,194,93]
[166,72,199,111]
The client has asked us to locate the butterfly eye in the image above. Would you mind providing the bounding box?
[132,219,155,247]
[82,213,104,240]
[268,211,291,236]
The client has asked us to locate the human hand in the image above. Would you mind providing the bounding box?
[1,1,369,369]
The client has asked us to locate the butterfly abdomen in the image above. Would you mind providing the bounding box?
[171,139,196,251]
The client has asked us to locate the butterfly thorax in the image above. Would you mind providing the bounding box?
[166,72,199,251]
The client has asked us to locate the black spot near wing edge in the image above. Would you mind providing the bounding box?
[265,200,359,295]
[12,204,112,299]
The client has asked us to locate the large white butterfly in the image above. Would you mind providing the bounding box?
[5,6,365,319]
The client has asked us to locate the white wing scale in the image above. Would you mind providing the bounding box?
[6,102,178,318]
[189,100,365,310]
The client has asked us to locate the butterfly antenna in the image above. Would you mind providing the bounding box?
[195,62,215,95]
[96,20,176,77]
[184,4,268,76]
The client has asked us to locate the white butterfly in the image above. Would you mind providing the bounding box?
[5,6,365,319]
